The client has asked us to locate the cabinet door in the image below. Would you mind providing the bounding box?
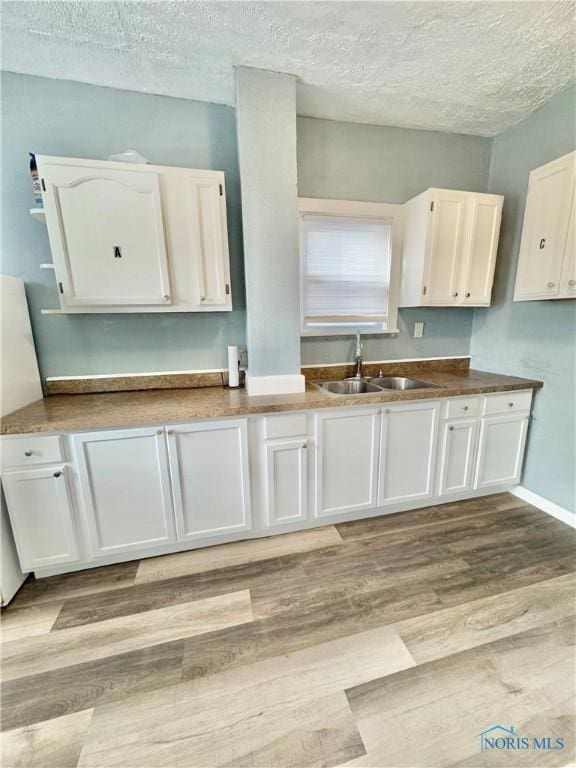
[2,466,79,571]
[379,402,440,505]
[168,420,251,541]
[438,419,478,496]
[39,159,171,306]
[560,189,576,297]
[187,176,231,308]
[460,194,503,305]
[474,415,529,490]
[315,409,380,517]
[315,409,379,518]
[73,428,176,557]
[423,190,467,304]
[514,152,576,300]
[264,439,308,527]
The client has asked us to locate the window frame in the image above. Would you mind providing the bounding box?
[298,197,404,337]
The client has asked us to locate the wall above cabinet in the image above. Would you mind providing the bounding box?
[513,151,575,302]
[35,155,233,314]
[400,188,503,307]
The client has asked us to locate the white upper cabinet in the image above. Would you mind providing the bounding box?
[36,155,232,313]
[514,151,576,301]
[400,188,503,307]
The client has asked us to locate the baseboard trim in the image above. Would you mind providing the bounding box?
[511,486,575,528]
[245,373,306,396]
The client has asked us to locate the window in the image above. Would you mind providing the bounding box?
[299,198,402,335]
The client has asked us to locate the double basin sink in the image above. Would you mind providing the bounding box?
[312,376,440,396]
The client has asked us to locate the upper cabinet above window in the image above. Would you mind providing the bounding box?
[399,188,503,307]
[513,151,576,302]
[36,155,233,313]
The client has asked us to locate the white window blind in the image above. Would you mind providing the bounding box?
[301,214,393,331]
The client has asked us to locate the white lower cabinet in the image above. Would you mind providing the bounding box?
[2,466,79,570]
[73,427,176,557]
[167,419,251,541]
[315,408,379,518]
[438,418,478,495]
[379,401,440,505]
[264,438,308,527]
[2,389,535,576]
[474,413,529,490]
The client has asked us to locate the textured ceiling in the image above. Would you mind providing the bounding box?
[2,1,575,136]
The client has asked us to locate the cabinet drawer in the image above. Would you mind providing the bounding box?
[445,397,480,419]
[2,436,64,468]
[483,390,533,415]
[264,413,308,440]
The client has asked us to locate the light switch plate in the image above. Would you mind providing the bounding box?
[414,322,424,338]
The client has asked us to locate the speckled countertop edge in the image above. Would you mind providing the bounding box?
[1,369,543,436]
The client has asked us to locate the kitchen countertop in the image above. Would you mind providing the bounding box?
[1,368,543,436]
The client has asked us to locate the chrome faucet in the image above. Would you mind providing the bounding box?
[353,329,363,379]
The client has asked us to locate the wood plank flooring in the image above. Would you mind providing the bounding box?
[1,493,575,768]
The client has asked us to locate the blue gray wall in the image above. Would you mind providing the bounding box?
[1,72,246,378]
[296,116,491,364]
[470,86,576,514]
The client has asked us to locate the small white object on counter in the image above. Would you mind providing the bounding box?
[228,345,240,388]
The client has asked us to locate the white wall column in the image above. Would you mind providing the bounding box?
[235,67,304,396]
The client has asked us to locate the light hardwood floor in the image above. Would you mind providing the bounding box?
[1,493,575,767]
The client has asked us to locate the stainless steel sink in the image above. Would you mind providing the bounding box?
[368,376,439,390]
[314,379,384,395]
[312,376,439,396]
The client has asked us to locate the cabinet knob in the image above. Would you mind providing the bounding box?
[24,450,33,457]
[302,442,308,449]
[569,280,576,286]
[385,408,391,414]
[163,295,170,301]
[547,282,555,288]
[156,429,163,435]
[200,296,206,302]
[508,402,514,407]
[53,471,62,478]
[167,429,175,435]
[453,292,458,297]
[465,292,471,298]
[463,405,469,411]
[448,426,454,431]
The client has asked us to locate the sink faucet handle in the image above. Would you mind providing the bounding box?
[378,368,384,378]
[355,328,362,357]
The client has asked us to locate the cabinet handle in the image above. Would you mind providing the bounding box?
[385,408,391,414]
[453,292,458,297]
[53,471,62,478]
[465,292,471,298]
[24,450,33,457]
[547,282,555,288]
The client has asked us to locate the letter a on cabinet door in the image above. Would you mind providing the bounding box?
[38,159,172,306]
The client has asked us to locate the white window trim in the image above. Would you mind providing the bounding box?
[298,197,404,337]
